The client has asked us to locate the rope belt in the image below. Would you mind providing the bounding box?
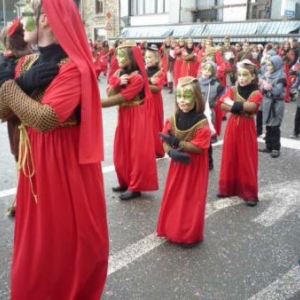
[17,124,38,203]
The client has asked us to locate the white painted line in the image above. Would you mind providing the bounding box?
[0,188,16,199]
[102,165,115,174]
[108,233,165,275]
[253,181,300,227]
[258,137,300,150]
[247,265,300,300]
[107,181,300,277]
[108,196,244,276]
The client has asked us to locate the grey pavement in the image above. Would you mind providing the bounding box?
[0,75,300,300]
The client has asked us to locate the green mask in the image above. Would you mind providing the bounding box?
[116,49,127,64]
[176,89,194,104]
[23,4,36,32]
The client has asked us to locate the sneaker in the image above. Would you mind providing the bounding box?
[258,147,271,153]
[270,150,280,158]
[289,134,299,138]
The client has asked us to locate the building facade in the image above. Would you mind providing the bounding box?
[81,0,120,42]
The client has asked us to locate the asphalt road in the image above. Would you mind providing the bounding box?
[0,76,300,300]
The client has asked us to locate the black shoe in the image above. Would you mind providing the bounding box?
[211,136,218,144]
[270,150,280,158]
[246,200,258,207]
[216,194,228,198]
[112,186,128,192]
[179,241,201,249]
[6,205,16,217]
[258,147,271,153]
[119,190,141,200]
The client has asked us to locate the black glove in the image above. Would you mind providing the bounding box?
[168,148,190,164]
[15,62,59,94]
[0,56,17,87]
[231,101,244,114]
[159,130,180,147]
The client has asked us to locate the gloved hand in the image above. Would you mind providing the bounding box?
[0,56,17,87]
[15,62,59,94]
[159,130,180,147]
[168,148,190,164]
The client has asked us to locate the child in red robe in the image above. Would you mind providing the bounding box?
[157,76,211,247]
[218,59,262,207]
[102,41,158,200]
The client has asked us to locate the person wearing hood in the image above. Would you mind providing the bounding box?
[0,0,109,298]
[198,61,225,170]
[259,55,286,158]
[256,48,278,137]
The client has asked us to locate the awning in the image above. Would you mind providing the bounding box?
[118,20,300,43]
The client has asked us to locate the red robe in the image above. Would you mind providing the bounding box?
[157,116,211,244]
[148,68,166,157]
[218,87,262,201]
[179,47,199,78]
[11,61,109,300]
[109,71,158,191]
[173,46,185,86]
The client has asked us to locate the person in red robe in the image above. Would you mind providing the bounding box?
[0,0,109,299]
[173,37,186,86]
[159,36,171,86]
[179,38,199,78]
[107,39,123,83]
[102,41,158,200]
[217,59,263,207]
[145,44,165,158]
[157,76,211,247]
[0,18,32,216]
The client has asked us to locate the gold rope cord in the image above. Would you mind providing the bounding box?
[17,124,37,203]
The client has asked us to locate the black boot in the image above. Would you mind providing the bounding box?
[168,82,173,94]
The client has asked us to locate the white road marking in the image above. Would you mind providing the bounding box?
[247,265,300,300]
[258,136,300,150]
[108,233,164,275]
[0,188,16,199]
[253,181,300,227]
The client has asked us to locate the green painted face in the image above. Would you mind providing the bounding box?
[237,68,254,86]
[266,61,275,73]
[116,49,129,67]
[203,64,213,73]
[22,4,37,32]
[176,89,194,103]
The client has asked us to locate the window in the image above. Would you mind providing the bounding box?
[95,0,104,15]
[130,0,169,15]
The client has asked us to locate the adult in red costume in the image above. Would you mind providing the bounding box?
[179,38,199,78]
[145,44,165,158]
[173,37,185,86]
[157,76,211,247]
[0,0,109,299]
[218,60,262,207]
[102,41,158,200]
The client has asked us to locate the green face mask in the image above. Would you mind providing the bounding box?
[176,89,194,104]
[116,49,127,64]
[22,4,36,32]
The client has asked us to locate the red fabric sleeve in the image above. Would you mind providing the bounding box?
[120,73,144,101]
[41,61,81,123]
[190,125,211,151]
